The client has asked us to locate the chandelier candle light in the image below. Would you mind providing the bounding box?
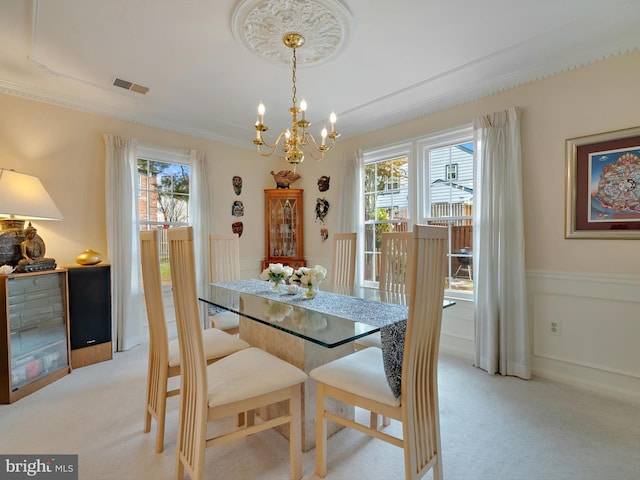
[253,33,339,169]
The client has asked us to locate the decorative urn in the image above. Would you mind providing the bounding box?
[76,249,103,266]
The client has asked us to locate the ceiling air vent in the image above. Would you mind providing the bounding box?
[113,77,149,95]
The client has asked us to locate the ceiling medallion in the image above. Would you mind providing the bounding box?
[231,0,354,66]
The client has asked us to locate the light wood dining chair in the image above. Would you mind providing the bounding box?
[168,227,308,480]
[140,230,250,453]
[378,231,412,294]
[311,225,448,480]
[356,231,412,351]
[208,233,241,335]
[331,232,356,287]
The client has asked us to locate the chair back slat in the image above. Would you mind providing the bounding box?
[140,230,169,418]
[402,225,447,479]
[209,234,241,283]
[168,227,209,478]
[331,233,356,287]
[379,231,412,294]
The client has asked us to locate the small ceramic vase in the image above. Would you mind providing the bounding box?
[76,249,103,265]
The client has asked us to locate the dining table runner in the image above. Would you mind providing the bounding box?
[210,279,408,328]
[210,278,408,401]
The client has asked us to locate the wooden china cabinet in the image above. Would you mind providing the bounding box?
[263,189,305,269]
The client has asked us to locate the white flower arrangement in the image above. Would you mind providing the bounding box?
[259,263,294,284]
[291,264,327,289]
[0,265,15,275]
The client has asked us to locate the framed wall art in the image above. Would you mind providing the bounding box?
[565,126,640,239]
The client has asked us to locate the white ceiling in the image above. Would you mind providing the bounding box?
[1,0,639,150]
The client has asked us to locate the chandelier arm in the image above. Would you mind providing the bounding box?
[256,129,290,156]
[301,133,328,161]
[306,131,336,152]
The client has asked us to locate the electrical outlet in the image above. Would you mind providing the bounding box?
[549,319,561,336]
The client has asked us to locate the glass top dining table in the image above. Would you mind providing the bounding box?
[199,279,454,349]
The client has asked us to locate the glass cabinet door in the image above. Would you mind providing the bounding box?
[264,189,305,269]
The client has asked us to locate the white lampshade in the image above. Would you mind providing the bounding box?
[0,169,63,221]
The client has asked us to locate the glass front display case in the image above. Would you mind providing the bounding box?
[0,270,71,403]
[263,189,305,269]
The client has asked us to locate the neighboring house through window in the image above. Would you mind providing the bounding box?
[419,132,474,296]
[361,126,474,297]
[362,144,410,287]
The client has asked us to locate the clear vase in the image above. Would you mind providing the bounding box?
[270,279,284,293]
[300,285,318,299]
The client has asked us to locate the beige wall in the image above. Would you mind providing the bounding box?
[0,93,284,268]
[1,49,639,401]
[3,52,638,272]
[336,49,640,276]
[331,50,640,402]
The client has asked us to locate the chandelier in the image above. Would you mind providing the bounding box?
[253,33,339,168]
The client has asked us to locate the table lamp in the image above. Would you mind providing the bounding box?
[0,168,63,271]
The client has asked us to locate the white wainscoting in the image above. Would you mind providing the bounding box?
[240,256,265,280]
[528,270,640,403]
[440,297,475,361]
[241,260,640,402]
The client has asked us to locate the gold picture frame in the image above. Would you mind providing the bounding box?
[565,126,640,239]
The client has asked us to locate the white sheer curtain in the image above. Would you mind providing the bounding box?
[338,149,363,286]
[104,134,143,351]
[190,149,213,328]
[473,108,530,379]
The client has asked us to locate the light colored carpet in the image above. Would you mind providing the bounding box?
[0,344,638,480]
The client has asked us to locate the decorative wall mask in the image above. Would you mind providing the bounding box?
[315,197,329,224]
[271,170,301,189]
[232,175,243,195]
[232,200,244,216]
[232,221,244,237]
[317,175,330,192]
[320,228,328,241]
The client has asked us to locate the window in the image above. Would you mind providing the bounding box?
[362,145,410,286]
[360,127,474,297]
[420,134,474,295]
[445,163,458,180]
[138,149,192,283]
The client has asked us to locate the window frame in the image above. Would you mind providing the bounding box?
[416,125,474,301]
[445,163,458,181]
[137,145,192,231]
[362,142,413,289]
[360,126,474,300]
[137,144,193,285]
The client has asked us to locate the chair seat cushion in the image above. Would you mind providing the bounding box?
[206,347,308,407]
[167,328,249,367]
[310,347,400,407]
[209,310,240,330]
